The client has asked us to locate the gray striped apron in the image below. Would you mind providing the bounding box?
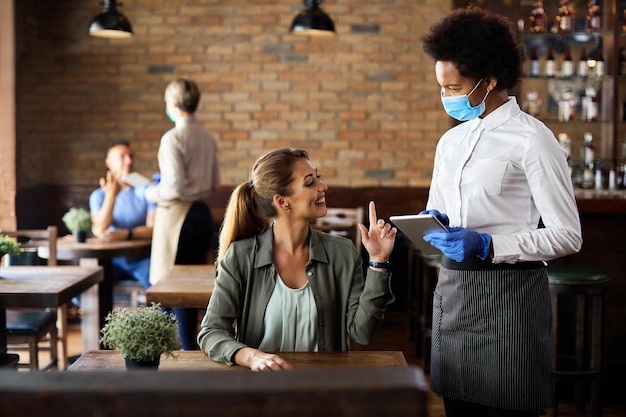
[430,259,553,410]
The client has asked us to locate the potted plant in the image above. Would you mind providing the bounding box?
[100,303,180,370]
[0,232,21,274]
[62,207,92,242]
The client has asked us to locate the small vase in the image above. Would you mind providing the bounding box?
[124,356,160,370]
[74,230,87,243]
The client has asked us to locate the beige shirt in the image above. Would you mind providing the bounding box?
[145,115,219,204]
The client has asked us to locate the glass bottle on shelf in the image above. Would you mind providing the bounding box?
[558,133,573,178]
[578,48,589,77]
[529,47,541,77]
[581,85,599,122]
[586,0,602,33]
[593,47,605,78]
[529,1,547,33]
[524,90,542,117]
[581,132,595,189]
[556,0,574,34]
[561,47,574,78]
[545,47,556,77]
[558,88,577,122]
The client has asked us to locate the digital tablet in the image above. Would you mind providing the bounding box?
[389,214,449,256]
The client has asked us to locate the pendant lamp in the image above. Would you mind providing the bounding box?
[88,0,134,39]
[290,0,335,37]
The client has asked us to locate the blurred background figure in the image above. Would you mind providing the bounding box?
[90,141,156,290]
[145,79,220,350]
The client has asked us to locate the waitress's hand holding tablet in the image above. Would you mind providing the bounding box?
[389,211,450,256]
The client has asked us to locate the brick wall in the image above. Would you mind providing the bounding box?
[13,0,451,196]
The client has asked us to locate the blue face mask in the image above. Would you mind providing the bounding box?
[165,108,177,123]
[440,78,489,121]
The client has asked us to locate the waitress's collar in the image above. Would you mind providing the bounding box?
[481,96,519,132]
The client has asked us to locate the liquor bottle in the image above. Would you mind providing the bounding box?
[582,86,599,122]
[529,0,547,33]
[620,47,626,75]
[556,0,574,33]
[545,47,556,77]
[529,47,541,77]
[558,133,573,177]
[561,47,574,78]
[594,47,605,78]
[581,132,596,189]
[578,48,589,77]
[558,133,572,157]
[586,0,602,32]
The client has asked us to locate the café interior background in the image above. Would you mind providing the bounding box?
[1,0,455,228]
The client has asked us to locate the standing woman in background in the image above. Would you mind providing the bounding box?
[420,7,582,417]
[145,79,220,350]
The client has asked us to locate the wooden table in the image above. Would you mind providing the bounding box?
[69,349,407,371]
[0,266,104,354]
[145,265,215,309]
[38,237,151,335]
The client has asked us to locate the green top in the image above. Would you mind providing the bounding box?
[258,277,318,352]
[197,226,395,365]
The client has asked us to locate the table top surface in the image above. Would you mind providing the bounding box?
[69,350,407,371]
[145,265,215,309]
[0,266,104,308]
[38,237,151,260]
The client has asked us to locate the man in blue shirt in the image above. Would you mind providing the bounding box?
[89,141,156,289]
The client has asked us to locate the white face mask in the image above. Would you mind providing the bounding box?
[440,78,489,121]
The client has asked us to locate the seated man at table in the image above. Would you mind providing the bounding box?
[89,141,156,289]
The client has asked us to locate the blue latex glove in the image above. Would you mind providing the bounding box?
[423,226,492,262]
[151,173,161,184]
[418,209,450,227]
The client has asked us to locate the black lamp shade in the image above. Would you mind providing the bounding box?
[89,0,133,38]
[290,1,335,37]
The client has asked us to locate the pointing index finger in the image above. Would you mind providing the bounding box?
[368,201,377,228]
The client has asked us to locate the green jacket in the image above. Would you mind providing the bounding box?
[197,226,395,365]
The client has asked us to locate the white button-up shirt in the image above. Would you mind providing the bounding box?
[427,97,582,263]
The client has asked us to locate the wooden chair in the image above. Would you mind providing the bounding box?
[314,207,365,255]
[4,226,68,370]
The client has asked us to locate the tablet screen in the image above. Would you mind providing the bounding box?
[389,214,448,256]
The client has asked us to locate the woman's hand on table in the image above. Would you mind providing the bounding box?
[234,347,293,372]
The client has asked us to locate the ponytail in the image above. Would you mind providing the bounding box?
[217,182,271,263]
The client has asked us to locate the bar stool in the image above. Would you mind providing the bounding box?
[548,266,609,417]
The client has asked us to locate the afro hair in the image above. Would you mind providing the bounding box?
[422,6,523,91]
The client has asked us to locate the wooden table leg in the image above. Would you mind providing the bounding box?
[79,257,111,349]
[80,283,100,352]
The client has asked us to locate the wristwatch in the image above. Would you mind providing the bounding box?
[368,260,390,269]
